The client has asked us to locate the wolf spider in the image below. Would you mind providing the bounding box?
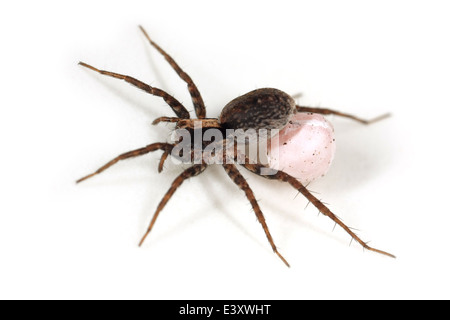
[77,26,394,267]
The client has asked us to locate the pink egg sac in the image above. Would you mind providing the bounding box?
[268,113,336,184]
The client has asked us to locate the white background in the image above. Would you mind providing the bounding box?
[1,0,449,299]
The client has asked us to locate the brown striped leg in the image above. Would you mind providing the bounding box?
[152,116,182,125]
[139,26,206,119]
[296,105,390,124]
[152,117,221,131]
[76,143,173,183]
[243,163,395,259]
[158,149,171,173]
[223,164,290,267]
[79,62,190,119]
[139,164,207,246]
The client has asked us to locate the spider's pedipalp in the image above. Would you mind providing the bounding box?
[243,163,395,259]
[152,116,183,125]
[158,150,171,173]
[222,163,290,267]
[139,163,207,246]
[296,105,391,125]
[78,62,190,119]
[76,143,173,183]
[139,26,206,119]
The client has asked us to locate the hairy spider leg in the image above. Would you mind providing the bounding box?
[296,105,390,124]
[139,26,207,119]
[78,62,190,119]
[76,143,174,183]
[223,164,290,267]
[152,116,182,125]
[152,117,221,130]
[243,163,395,259]
[158,149,171,173]
[139,164,208,246]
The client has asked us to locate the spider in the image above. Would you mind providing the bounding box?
[77,26,395,267]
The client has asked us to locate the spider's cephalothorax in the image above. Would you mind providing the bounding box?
[77,26,394,267]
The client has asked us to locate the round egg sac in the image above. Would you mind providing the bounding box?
[268,112,336,184]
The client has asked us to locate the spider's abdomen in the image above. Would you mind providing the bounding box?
[219,88,295,130]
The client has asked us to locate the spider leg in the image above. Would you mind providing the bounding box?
[139,164,207,246]
[158,150,171,173]
[139,26,207,119]
[296,105,390,124]
[223,163,290,267]
[78,62,190,119]
[76,143,174,183]
[243,163,395,258]
[152,116,182,125]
